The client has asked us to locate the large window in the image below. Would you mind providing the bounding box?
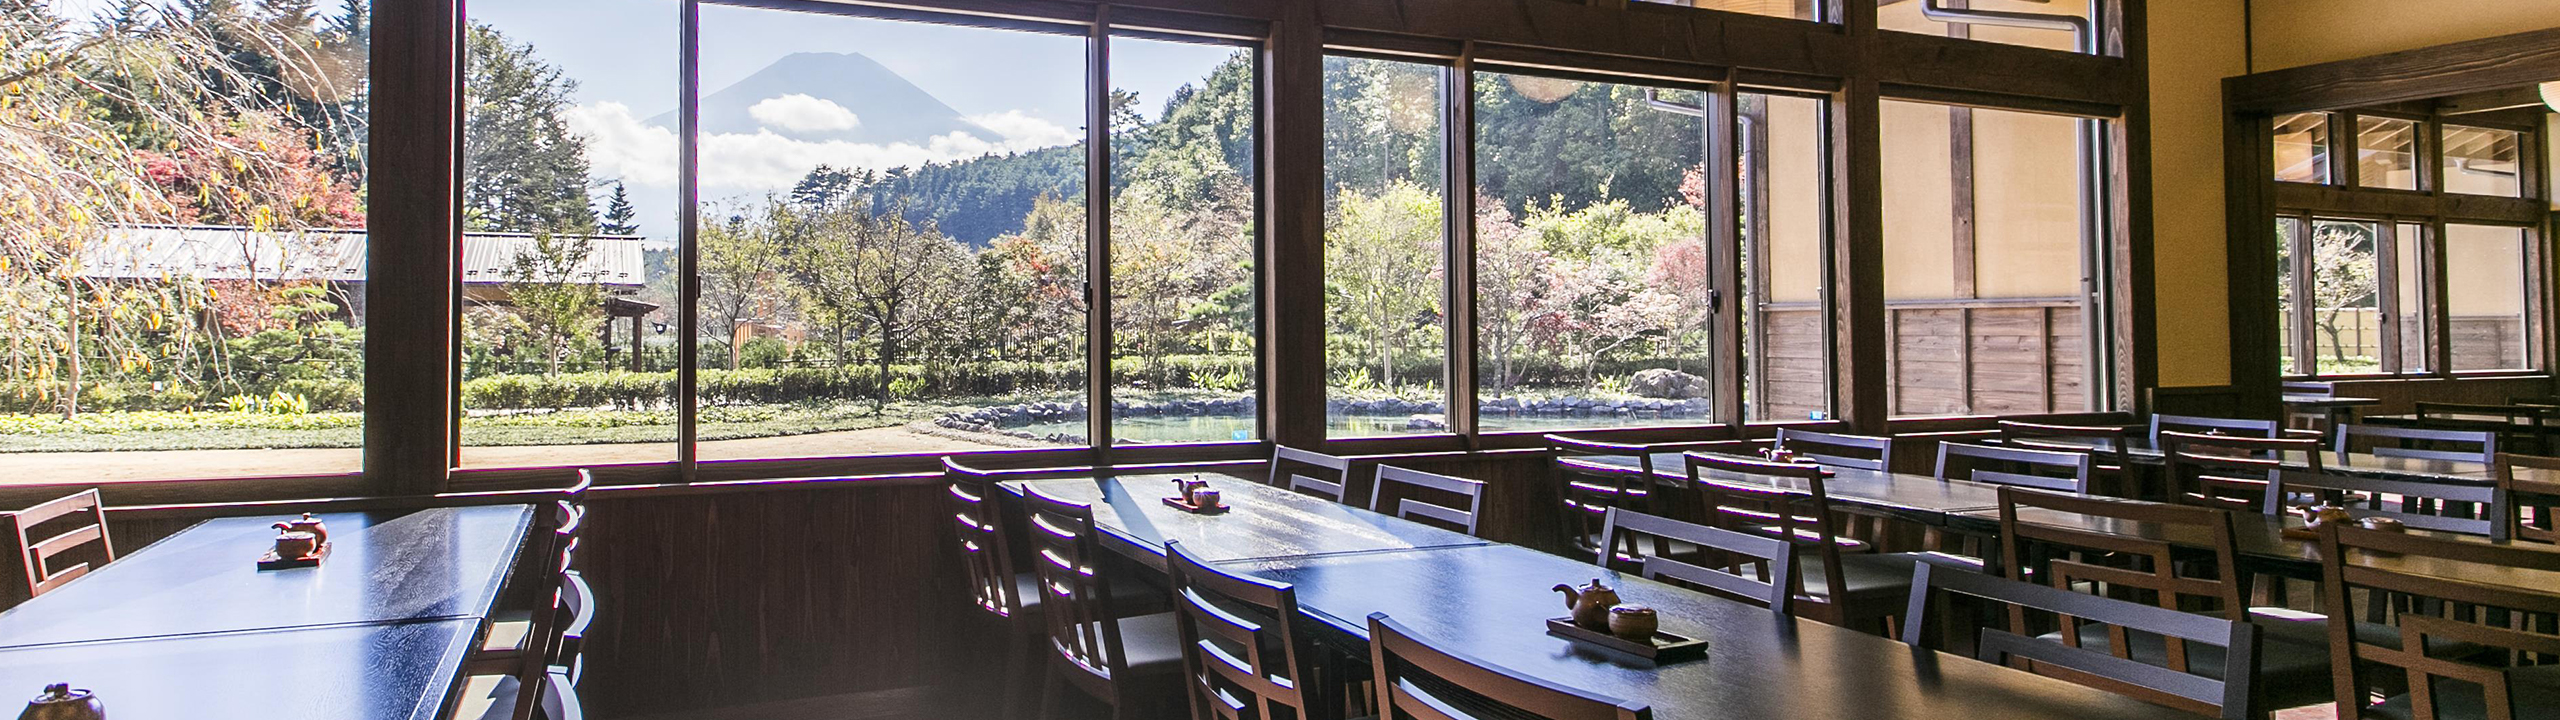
[0,1,371,485]
[1882,100,2101,417]
[2446,224,2536,372]
[460,0,678,468]
[1471,72,1713,432]
[1740,92,1833,422]
[1323,57,1450,437]
[1108,37,1261,445]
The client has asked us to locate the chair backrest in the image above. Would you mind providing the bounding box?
[1900,563,2260,720]
[1367,613,1652,720]
[2315,524,2560,720]
[1166,540,1321,720]
[2333,423,2498,465]
[2282,381,2335,396]
[2492,452,2560,544]
[1273,445,1355,503]
[552,570,596,685]
[2161,430,2320,514]
[2149,414,2281,445]
[1597,507,1793,613]
[1370,465,1487,536]
[2413,401,2542,424]
[1684,451,1854,607]
[9,489,112,599]
[2274,469,2499,535]
[1547,434,1670,553]
[553,470,595,574]
[1997,420,2133,474]
[1773,428,1892,470]
[1023,486,1138,692]
[539,668,585,720]
[1936,442,2095,494]
[1995,487,2247,621]
[943,458,1030,619]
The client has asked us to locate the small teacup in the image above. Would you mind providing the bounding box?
[1607,605,1659,640]
[1190,488,1222,509]
[274,530,319,559]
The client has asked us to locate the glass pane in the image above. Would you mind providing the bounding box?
[461,0,679,467]
[1881,100,2095,417]
[1107,37,1260,445]
[0,2,370,483]
[2442,125,2523,197]
[2355,116,2418,190]
[1324,57,1450,437]
[691,7,1089,458]
[1879,0,2093,53]
[1636,0,1820,21]
[2393,222,2428,373]
[2277,218,2300,376]
[1473,73,1712,432]
[2447,224,2533,371]
[2306,220,2379,376]
[1742,93,1832,423]
[2273,112,2331,184]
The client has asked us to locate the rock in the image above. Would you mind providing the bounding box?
[1406,414,1448,431]
[1629,368,1710,399]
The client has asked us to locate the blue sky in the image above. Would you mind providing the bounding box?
[58,0,1244,240]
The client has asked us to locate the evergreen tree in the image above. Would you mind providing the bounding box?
[462,22,597,234]
[598,181,641,236]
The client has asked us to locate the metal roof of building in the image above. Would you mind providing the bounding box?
[75,225,647,288]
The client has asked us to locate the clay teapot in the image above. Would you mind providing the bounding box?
[1553,579,1620,631]
[2301,503,2354,528]
[273,513,328,548]
[19,684,104,720]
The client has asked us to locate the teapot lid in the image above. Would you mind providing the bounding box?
[29,683,90,704]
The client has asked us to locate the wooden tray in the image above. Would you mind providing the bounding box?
[1162,496,1231,515]
[1546,617,1709,663]
[257,541,331,570]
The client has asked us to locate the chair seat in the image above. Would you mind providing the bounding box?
[1010,572,1165,619]
[2369,663,2560,720]
[480,610,534,654]
[1796,551,1982,600]
[1095,611,1188,676]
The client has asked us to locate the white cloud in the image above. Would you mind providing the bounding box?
[748,94,862,134]
[566,101,1080,194]
[964,110,1079,149]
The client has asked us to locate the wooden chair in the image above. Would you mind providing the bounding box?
[1995,486,2442,712]
[1685,451,1944,634]
[1935,441,2095,494]
[1165,540,1334,720]
[1547,435,1673,555]
[7,489,111,599]
[1773,428,1893,471]
[2334,423,2498,465]
[1998,419,2140,496]
[1366,613,1652,720]
[1900,562,2262,720]
[1023,486,1185,720]
[942,458,1046,719]
[466,471,595,720]
[2150,414,2283,445]
[1369,465,1486,536]
[2275,469,2500,535]
[2316,525,2560,720]
[1273,445,1356,504]
[2491,452,2560,544]
[2162,430,2322,513]
[468,560,598,720]
[2285,381,2338,430]
[1596,507,1794,613]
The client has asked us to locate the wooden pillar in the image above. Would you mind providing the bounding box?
[365,0,460,494]
[1264,0,1326,449]
[1834,0,1890,433]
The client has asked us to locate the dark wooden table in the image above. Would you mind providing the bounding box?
[2032,436,2490,484]
[0,505,536,649]
[1568,453,2009,523]
[1003,474,1491,569]
[1230,543,2204,720]
[2281,394,2380,429]
[0,618,481,720]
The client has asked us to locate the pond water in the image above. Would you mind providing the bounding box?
[1011,412,1719,444]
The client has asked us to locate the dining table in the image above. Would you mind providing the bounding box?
[2020,434,2493,484]
[1950,503,2560,587]
[0,504,536,719]
[1005,473,2206,720]
[1565,452,2009,525]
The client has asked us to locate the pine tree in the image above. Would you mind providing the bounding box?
[598,181,640,236]
[462,22,597,235]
